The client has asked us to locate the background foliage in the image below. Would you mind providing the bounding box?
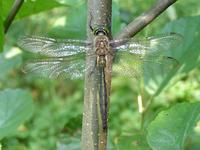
[0,0,200,149]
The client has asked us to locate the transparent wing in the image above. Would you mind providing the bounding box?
[112,52,179,79]
[112,53,142,78]
[23,54,86,79]
[18,36,92,57]
[111,33,182,78]
[110,33,183,55]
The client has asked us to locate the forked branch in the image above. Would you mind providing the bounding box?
[82,0,178,150]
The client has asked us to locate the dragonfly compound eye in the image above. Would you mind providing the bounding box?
[93,26,109,36]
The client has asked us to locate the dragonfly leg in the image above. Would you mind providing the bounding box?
[89,12,94,32]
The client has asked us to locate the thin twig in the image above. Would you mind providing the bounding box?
[115,0,178,39]
[4,0,24,33]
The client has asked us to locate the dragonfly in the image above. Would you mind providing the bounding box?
[18,25,182,130]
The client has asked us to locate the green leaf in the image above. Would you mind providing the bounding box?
[187,133,200,150]
[163,16,200,73]
[18,0,67,19]
[0,0,4,51]
[0,89,33,140]
[147,102,200,150]
[0,50,22,80]
[56,0,83,6]
[57,134,81,150]
[2,0,65,20]
[112,2,122,36]
[116,132,151,150]
[49,3,86,39]
[144,16,200,96]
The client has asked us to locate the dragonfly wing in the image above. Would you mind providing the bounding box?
[18,36,92,57]
[23,54,86,79]
[111,33,182,78]
[112,49,179,79]
[112,53,142,78]
[110,33,183,55]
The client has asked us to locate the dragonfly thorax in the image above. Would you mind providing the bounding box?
[95,35,109,55]
[94,35,109,67]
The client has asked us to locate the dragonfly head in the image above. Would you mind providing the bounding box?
[93,25,109,36]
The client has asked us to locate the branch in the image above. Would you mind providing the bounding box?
[4,0,24,33]
[115,0,178,39]
[81,0,112,150]
[82,0,178,149]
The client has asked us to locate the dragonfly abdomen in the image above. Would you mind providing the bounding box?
[97,56,106,67]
